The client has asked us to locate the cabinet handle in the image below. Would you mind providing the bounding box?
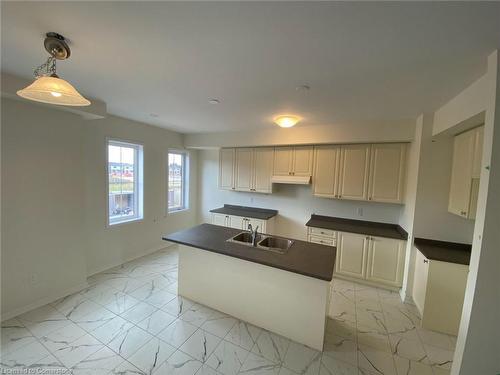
[423,259,428,264]
[366,236,370,240]
[369,197,372,200]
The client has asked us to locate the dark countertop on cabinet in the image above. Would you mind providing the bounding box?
[210,205,278,220]
[163,224,335,281]
[414,238,471,266]
[306,214,408,240]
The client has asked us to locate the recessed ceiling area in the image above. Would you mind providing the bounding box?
[1,1,500,133]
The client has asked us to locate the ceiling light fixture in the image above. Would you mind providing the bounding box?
[209,98,220,105]
[274,115,300,128]
[17,32,90,106]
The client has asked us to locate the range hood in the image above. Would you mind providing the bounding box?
[271,175,311,185]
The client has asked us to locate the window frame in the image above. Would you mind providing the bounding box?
[106,138,144,227]
[167,150,189,214]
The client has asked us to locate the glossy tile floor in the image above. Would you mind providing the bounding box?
[1,246,456,375]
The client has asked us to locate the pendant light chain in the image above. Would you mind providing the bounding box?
[33,55,57,79]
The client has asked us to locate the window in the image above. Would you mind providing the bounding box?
[168,151,188,212]
[107,140,143,225]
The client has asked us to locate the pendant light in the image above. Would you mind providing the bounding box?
[17,32,90,106]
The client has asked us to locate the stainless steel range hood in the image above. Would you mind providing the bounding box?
[271,175,311,185]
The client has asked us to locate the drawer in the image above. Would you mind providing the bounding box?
[309,227,336,238]
[309,235,336,247]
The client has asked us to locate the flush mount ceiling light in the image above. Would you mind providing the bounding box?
[208,98,220,104]
[17,32,90,106]
[274,115,301,128]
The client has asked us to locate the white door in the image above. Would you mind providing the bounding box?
[313,145,340,198]
[212,213,228,227]
[448,130,475,217]
[228,215,246,230]
[412,249,429,316]
[366,236,405,287]
[338,145,370,201]
[368,144,406,203]
[292,146,313,176]
[253,148,273,193]
[234,148,254,192]
[219,148,235,190]
[336,232,368,279]
[273,147,293,176]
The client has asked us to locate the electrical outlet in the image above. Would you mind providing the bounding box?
[30,273,39,285]
[357,208,363,217]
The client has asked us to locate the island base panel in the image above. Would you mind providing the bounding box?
[178,245,329,351]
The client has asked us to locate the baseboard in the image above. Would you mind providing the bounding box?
[1,281,89,322]
[333,274,401,292]
[87,242,175,277]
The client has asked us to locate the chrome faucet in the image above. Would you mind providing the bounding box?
[248,223,259,246]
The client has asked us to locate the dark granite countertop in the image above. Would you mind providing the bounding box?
[306,214,408,240]
[414,238,471,265]
[163,224,335,281]
[210,204,278,220]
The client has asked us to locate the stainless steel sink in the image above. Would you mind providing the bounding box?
[258,237,294,253]
[230,232,264,244]
[227,232,293,254]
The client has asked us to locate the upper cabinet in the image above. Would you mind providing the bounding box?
[219,148,235,190]
[220,147,273,194]
[448,126,484,219]
[368,143,406,203]
[220,143,407,204]
[273,146,313,177]
[338,144,371,201]
[313,145,341,198]
[312,143,406,204]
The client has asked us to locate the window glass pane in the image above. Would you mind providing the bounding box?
[108,141,141,224]
[168,152,185,211]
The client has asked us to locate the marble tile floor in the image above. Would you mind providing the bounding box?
[1,246,457,375]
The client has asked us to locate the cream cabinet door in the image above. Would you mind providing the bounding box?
[448,130,475,217]
[253,148,273,193]
[246,217,265,232]
[273,147,293,176]
[219,148,235,190]
[368,144,406,203]
[234,148,254,192]
[366,236,405,287]
[336,232,368,279]
[313,145,340,198]
[212,213,229,227]
[412,249,429,316]
[338,145,370,201]
[292,146,313,176]
[228,215,246,230]
[472,126,484,178]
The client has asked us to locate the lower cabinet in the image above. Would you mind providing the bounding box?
[307,226,406,289]
[366,236,405,287]
[336,232,368,279]
[412,248,468,336]
[211,213,274,234]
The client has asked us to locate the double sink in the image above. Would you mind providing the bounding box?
[227,232,294,254]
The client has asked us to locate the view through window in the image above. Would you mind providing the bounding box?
[108,140,143,225]
[168,152,187,212]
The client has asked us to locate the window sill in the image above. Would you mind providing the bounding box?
[108,217,144,227]
[167,208,190,215]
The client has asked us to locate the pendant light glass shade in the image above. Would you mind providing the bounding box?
[17,76,90,106]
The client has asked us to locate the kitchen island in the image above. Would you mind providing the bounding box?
[163,224,336,350]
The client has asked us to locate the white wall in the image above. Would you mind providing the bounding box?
[1,97,198,319]
[83,115,198,275]
[452,50,500,375]
[197,149,403,241]
[185,120,415,149]
[1,99,88,318]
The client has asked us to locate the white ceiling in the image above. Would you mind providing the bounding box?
[2,2,500,134]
